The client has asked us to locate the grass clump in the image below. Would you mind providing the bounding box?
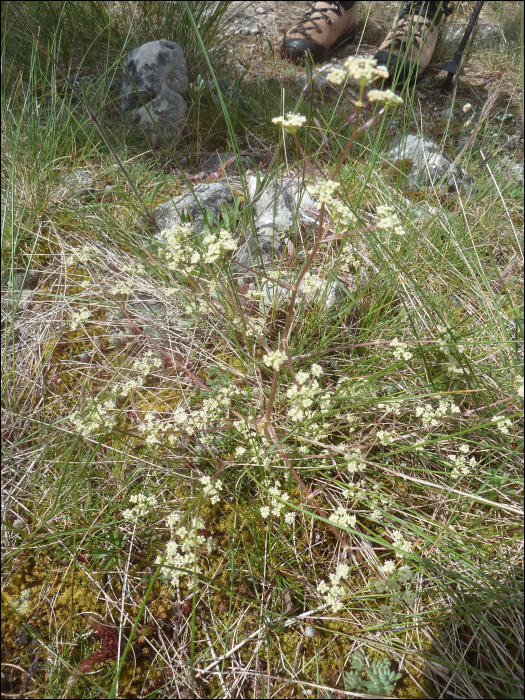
[2,1,524,698]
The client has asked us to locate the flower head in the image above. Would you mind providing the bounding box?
[70,307,91,330]
[272,113,307,134]
[491,415,512,435]
[377,205,405,236]
[200,475,223,504]
[306,179,340,203]
[342,57,389,87]
[367,89,403,107]
[262,349,287,372]
[123,493,158,521]
[201,229,237,264]
[325,68,348,86]
[328,200,358,228]
[390,337,413,361]
[380,559,397,575]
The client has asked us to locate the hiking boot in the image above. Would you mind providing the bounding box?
[281,1,358,63]
[374,1,453,83]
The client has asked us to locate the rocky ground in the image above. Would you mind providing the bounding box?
[206,1,523,186]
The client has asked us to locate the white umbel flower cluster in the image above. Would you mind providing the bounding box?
[491,415,512,435]
[376,205,405,236]
[367,89,403,108]
[67,245,98,265]
[262,349,287,372]
[415,397,460,426]
[317,563,350,613]
[133,351,162,376]
[328,199,358,228]
[377,429,395,446]
[162,223,196,273]
[330,506,357,529]
[391,530,412,558]
[138,411,170,446]
[327,57,389,88]
[71,398,118,436]
[200,229,237,264]
[306,179,340,203]
[110,280,134,296]
[271,113,307,134]
[260,481,294,523]
[200,475,224,504]
[345,448,365,474]
[163,224,237,270]
[380,559,397,576]
[70,307,91,330]
[156,515,212,585]
[390,337,413,361]
[122,493,158,521]
[447,444,478,479]
[286,367,324,423]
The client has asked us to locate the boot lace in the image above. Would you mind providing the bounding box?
[292,2,346,40]
[391,1,452,52]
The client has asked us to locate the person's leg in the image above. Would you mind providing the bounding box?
[374,1,453,83]
[281,2,358,63]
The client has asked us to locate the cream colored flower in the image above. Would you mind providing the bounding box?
[367,89,403,107]
[326,68,348,86]
[306,179,340,203]
[342,57,389,86]
[272,113,307,134]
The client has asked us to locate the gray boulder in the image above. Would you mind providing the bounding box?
[236,175,319,270]
[120,39,189,140]
[385,135,474,193]
[152,182,235,235]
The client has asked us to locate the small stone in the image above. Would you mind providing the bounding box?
[57,169,97,198]
[14,629,31,646]
[444,21,502,45]
[303,625,316,638]
[437,107,454,119]
[10,270,40,290]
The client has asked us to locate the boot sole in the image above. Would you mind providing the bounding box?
[374,50,422,85]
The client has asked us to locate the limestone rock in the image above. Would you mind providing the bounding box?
[385,134,475,193]
[260,277,340,313]
[152,182,235,235]
[57,169,97,199]
[120,39,189,140]
[235,175,319,270]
